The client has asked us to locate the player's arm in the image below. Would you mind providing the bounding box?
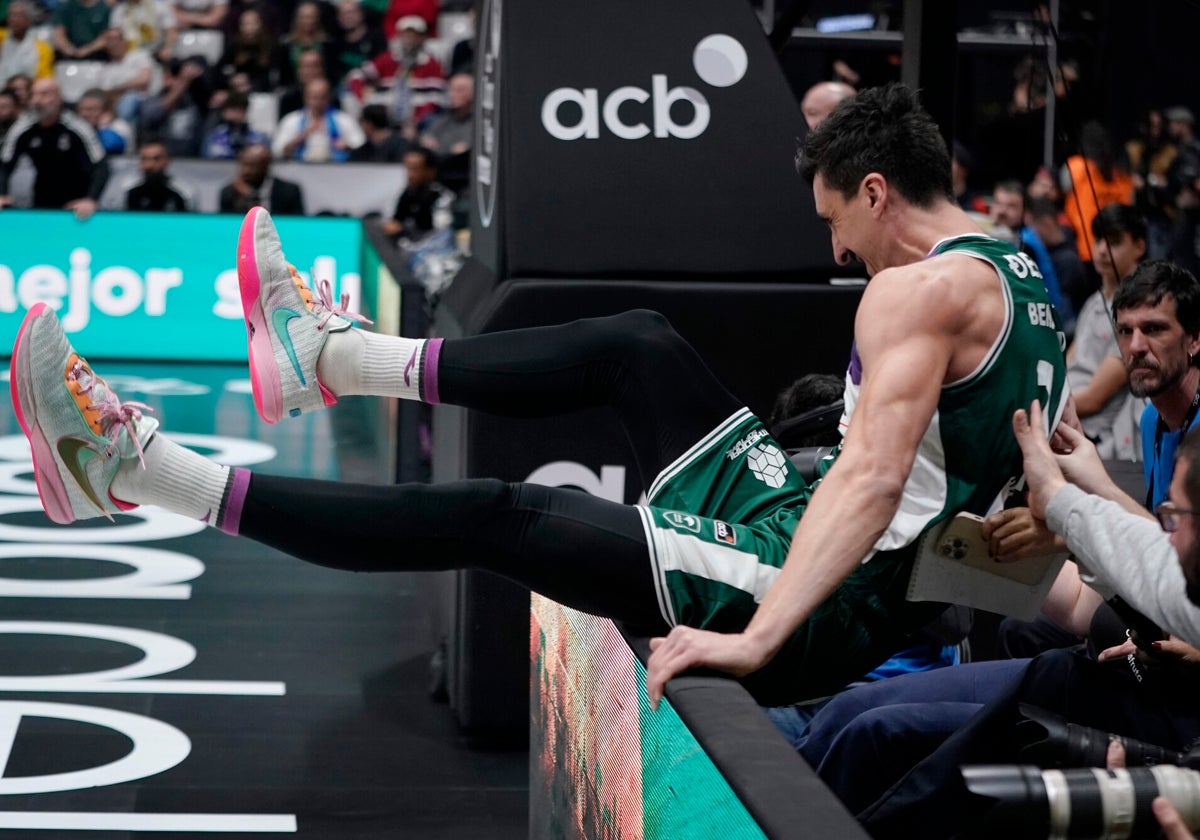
[646,265,959,706]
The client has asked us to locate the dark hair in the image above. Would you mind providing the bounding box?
[1026,195,1059,221]
[797,82,952,207]
[1091,202,1147,242]
[1079,121,1123,182]
[0,88,18,104]
[768,373,844,448]
[360,103,390,130]
[223,91,250,111]
[994,179,1025,199]
[405,145,439,170]
[1113,260,1200,347]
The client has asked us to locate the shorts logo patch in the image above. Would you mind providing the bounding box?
[747,442,788,488]
[726,428,769,460]
[663,511,701,533]
[714,520,737,545]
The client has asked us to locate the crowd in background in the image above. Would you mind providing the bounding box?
[0,0,474,284]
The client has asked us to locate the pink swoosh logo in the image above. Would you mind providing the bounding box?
[404,353,416,387]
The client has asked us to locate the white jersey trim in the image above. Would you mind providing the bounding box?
[646,407,754,503]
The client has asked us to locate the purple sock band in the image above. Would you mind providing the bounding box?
[220,467,252,536]
[423,338,443,405]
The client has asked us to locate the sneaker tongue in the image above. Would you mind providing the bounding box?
[111,415,159,460]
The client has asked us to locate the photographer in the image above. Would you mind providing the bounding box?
[847,405,1200,839]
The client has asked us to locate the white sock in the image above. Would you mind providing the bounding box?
[317,330,428,401]
[111,434,232,525]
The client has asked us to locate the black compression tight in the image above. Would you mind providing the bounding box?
[240,474,669,632]
[240,311,743,633]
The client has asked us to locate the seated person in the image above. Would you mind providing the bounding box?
[203,90,268,159]
[51,0,111,60]
[1068,203,1148,460]
[75,87,134,154]
[272,77,364,162]
[349,102,408,162]
[122,140,193,211]
[0,1,55,84]
[218,142,305,215]
[381,146,453,242]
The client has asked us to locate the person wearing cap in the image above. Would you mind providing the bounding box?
[350,11,444,134]
[382,0,436,40]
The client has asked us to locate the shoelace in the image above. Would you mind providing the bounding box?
[70,361,153,468]
[287,264,375,331]
[312,277,375,331]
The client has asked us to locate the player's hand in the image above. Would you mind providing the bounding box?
[982,507,1065,560]
[646,626,765,711]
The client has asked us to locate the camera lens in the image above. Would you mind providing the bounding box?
[962,764,1200,838]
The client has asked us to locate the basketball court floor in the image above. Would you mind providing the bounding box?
[0,361,529,839]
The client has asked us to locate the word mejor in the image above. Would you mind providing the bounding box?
[0,248,182,331]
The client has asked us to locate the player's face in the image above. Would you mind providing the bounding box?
[813,174,875,276]
[1117,295,1198,398]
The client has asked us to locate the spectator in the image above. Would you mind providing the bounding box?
[1165,106,1200,277]
[991,179,1075,334]
[0,88,17,144]
[139,55,209,157]
[281,1,328,87]
[951,141,987,215]
[420,71,471,156]
[349,101,406,162]
[351,14,443,135]
[76,87,134,154]
[272,76,363,162]
[276,48,324,120]
[96,26,159,126]
[1027,195,1089,321]
[380,146,452,245]
[0,1,54,85]
[218,8,286,93]
[6,72,30,110]
[122,139,192,210]
[1069,203,1148,460]
[381,0,436,40]
[799,79,854,132]
[0,77,108,219]
[326,0,385,88]
[109,0,177,62]
[447,6,473,77]
[1127,108,1178,260]
[218,141,304,215]
[202,90,267,158]
[1062,121,1135,263]
[221,0,280,46]
[172,0,228,31]
[51,0,111,60]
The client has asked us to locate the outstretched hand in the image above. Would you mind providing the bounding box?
[645,626,764,711]
[1012,402,1068,519]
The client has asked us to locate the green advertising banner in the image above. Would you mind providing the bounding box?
[0,211,364,362]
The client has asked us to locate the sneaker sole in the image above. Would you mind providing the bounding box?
[10,303,75,524]
[237,207,283,424]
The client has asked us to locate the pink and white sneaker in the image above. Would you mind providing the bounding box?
[9,304,158,524]
[236,206,371,423]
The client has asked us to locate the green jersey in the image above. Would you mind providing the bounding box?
[638,234,1070,703]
